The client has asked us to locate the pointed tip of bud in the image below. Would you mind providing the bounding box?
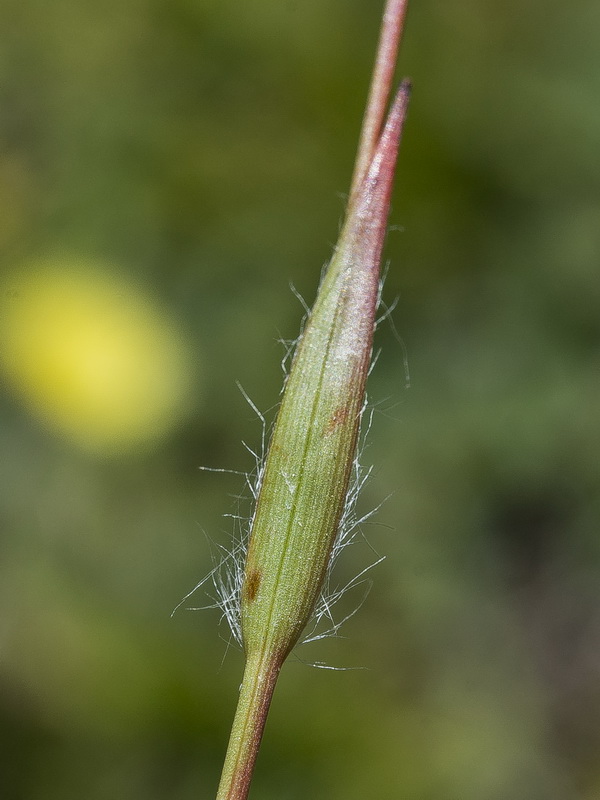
[358,78,411,201]
[337,77,410,274]
[399,77,412,96]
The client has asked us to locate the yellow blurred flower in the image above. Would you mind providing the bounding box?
[0,259,194,454]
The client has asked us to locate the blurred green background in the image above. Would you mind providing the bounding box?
[1,0,599,798]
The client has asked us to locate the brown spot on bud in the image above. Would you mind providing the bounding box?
[244,568,261,603]
[324,403,350,435]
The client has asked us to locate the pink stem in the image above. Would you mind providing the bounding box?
[349,0,409,206]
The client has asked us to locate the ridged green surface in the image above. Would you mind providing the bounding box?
[241,86,409,664]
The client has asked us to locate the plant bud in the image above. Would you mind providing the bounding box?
[241,81,411,665]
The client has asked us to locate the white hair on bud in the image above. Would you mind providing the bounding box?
[172,382,268,647]
[175,278,406,659]
[301,402,386,646]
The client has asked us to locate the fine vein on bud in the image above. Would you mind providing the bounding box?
[215,3,411,798]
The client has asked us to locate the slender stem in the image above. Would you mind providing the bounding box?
[216,652,282,800]
[349,0,409,206]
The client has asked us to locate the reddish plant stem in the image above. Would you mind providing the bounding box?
[349,0,409,206]
[216,653,282,800]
